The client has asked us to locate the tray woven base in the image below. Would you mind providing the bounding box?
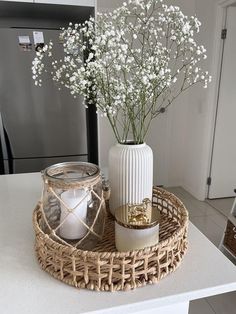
[33,187,189,292]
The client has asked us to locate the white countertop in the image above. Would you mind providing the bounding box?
[0,173,236,314]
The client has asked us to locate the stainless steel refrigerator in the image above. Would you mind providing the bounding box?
[0,27,95,174]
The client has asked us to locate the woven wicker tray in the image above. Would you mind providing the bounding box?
[33,187,189,292]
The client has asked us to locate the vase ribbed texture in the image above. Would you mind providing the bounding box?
[108,143,153,216]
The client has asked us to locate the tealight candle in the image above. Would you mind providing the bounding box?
[115,199,160,252]
[60,189,88,240]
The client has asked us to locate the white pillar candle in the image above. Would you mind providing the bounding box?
[60,189,88,240]
[115,222,159,252]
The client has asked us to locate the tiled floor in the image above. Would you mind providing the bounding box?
[166,187,236,314]
[206,198,234,217]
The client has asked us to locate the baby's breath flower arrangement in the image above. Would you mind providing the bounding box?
[32,0,211,144]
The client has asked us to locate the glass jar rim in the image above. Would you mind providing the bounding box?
[43,161,100,183]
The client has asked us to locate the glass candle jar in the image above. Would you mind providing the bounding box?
[40,162,106,250]
[115,198,160,252]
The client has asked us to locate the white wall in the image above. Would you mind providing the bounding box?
[166,0,218,200]
[180,0,218,199]
[97,0,218,200]
[97,0,123,10]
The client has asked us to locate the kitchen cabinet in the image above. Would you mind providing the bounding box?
[0,1,95,28]
[0,1,33,2]
[0,0,95,6]
[34,0,95,6]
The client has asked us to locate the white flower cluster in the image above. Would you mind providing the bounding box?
[32,0,211,143]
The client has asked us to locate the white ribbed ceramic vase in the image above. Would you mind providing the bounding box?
[108,143,153,216]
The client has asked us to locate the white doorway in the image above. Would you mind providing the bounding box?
[208,4,236,199]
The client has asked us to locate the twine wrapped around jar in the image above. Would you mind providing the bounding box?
[40,162,107,250]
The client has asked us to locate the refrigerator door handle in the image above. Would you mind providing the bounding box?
[0,111,8,160]
[0,112,13,173]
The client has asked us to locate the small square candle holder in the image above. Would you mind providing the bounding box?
[40,162,106,250]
